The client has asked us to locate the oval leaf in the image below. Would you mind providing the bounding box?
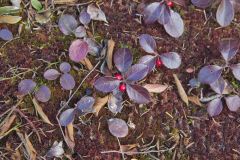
[160,52,181,69]
[143,84,168,93]
[59,108,76,126]
[74,26,86,38]
[18,79,36,96]
[94,77,120,93]
[139,34,157,54]
[143,2,162,24]
[59,62,71,73]
[35,85,51,102]
[108,91,123,114]
[210,77,227,95]
[207,98,223,117]
[0,15,22,24]
[231,63,240,80]
[191,0,212,8]
[0,29,13,41]
[114,48,133,73]
[225,95,240,112]
[125,64,149,81]
[58,14,78,35]
[76,96,95,113]
[216,0,234,27]
[219,38,240,61]
[138,55,157,73]
[44,69,60,80]
[108,118,128,138]
[69,40,89,62]
[198,65,223,84]
[157,3,171,25]
[31,0,43,11]
[126,84,151,104]
[87,4,107,23]
[60,73,75,90]
[79,9,91,25]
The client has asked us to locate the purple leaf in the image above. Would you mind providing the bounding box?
[69,39,89,62]
[35,85,51,102]
[0,29,13,41]
[125,64,149,81]
[60,73,75,90]
[231,63,240,80]
[198,65,223,84]
[138,55,157,72]
[207,98,223,117]
[59,62,71,73]
[87,4,107,23]
[94,77,120,93]
[143,2,162,24]
[160,52,181,69]
[225,95,240,112]
[157,3,171,25]
[76,96,95,113]
[18,79,36,96]
[59,108,76,126]
[191,0,212,8]
[126,84,151,104]
[210,77,226,95]
[163,10,184,38]
[139,34,157,54]
[219,38,239,61]
[100,61,112,76]
[108,118,128,138]
[84,38,101,56]
[74,26,86,38]
[114,48,133,73]
[58,14,78,35]
[79,9,91,25]
[108,90,123,114]
[216,0,234,27]
[44,69,60,80]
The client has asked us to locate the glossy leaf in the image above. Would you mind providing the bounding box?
[79,9,91,25]
[191,0,212,8]
[114,48,133,73]
[219,38,239,61]
[59,109,75,126]
[35,85,51,102]
[74,26,86,38]
[59,62,71,73]
[108,118,128,138]
[163,10,184,38]
[69,40,89,62]
[138,55,157,72]
[126,84,151,104]
[44,69,60,80]
[139,34,157,54]
[125,64,149,81]
[143,2,161,24]
[198,65,222,84]
[87,4,107,23]
[207,98,223,117]
[160,52,181,69]
[76,96,95,113]
[108,90,123,114]
[94,77,120,93]
[231,63,240,80]
[58,14,78,35]
[157,3,171,25]
[0,29,13,41]
[60,73,75,90]
[18,79,36,96]
[225,95,240,112]
[216,0,234,27]
[210,77,226,95]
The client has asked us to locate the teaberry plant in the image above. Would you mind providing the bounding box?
[140,1,184,38]
[44,62,76,90]
[94,48,151,107]
[197,38,240,116]
[138,34,181,72]
[191,0,238,27]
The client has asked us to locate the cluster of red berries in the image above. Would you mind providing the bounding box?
[167,1,174,7]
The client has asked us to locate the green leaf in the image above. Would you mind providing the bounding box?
[31,0,43,11]
[0,6,20,15]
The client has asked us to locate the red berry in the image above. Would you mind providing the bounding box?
[114,73,123,80]
[156,57,162,68]
[167,1,174,7]
[119,83,126,92]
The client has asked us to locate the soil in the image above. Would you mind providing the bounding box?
[0,0,240,160]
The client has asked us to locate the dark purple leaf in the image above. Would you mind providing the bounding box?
[35,85,51,102]
[231,63,240,80]
[60,73,75,90]
[59,62,71,73]
[191,0,212,8]
[163,10,184,38]
[225,95,240,111]
[59,108,76,126]
[219,38,239,61]
[0,29,13,41]
[198,65,223,84]
[76,96,95,113]
[58,14,78,35]
[143,2,161,24]
[69,39,89,62]
[207,98,223,117]
[94,77,120,93]
[125,64,149,81]
[74,26,86,38]
[139,34,157,54]
[157,3,171,25]
[44,69,60,80]
[79,9,91,25]
[138,55,157,72]
[126,84,151,104]
[216,0,234,27]
[114,48,133,73]
[108,90,123,114]
[210,77,226,94]
[100,61,112,76]
[160,52,181,69]
[18,79,36,96]
[108,118,128,138]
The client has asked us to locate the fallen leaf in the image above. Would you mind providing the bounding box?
[46,141,64,158]
[80,57,93,70]
[92,96,109,116]
[53,0,77,4]
[120,144,138,155]
[0,15,22,24]
[6,142,22,160]
[67,123,74,142]
[188,96,202,106]
[143,84,168,93]
[106,39,115,70]
[35,10,52,24]
[87,4,108,23]
[64,127,75,151]
[32,98,53,126]
[0,114,16,137]
[25,133,37,160]
[173,74,189,106]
